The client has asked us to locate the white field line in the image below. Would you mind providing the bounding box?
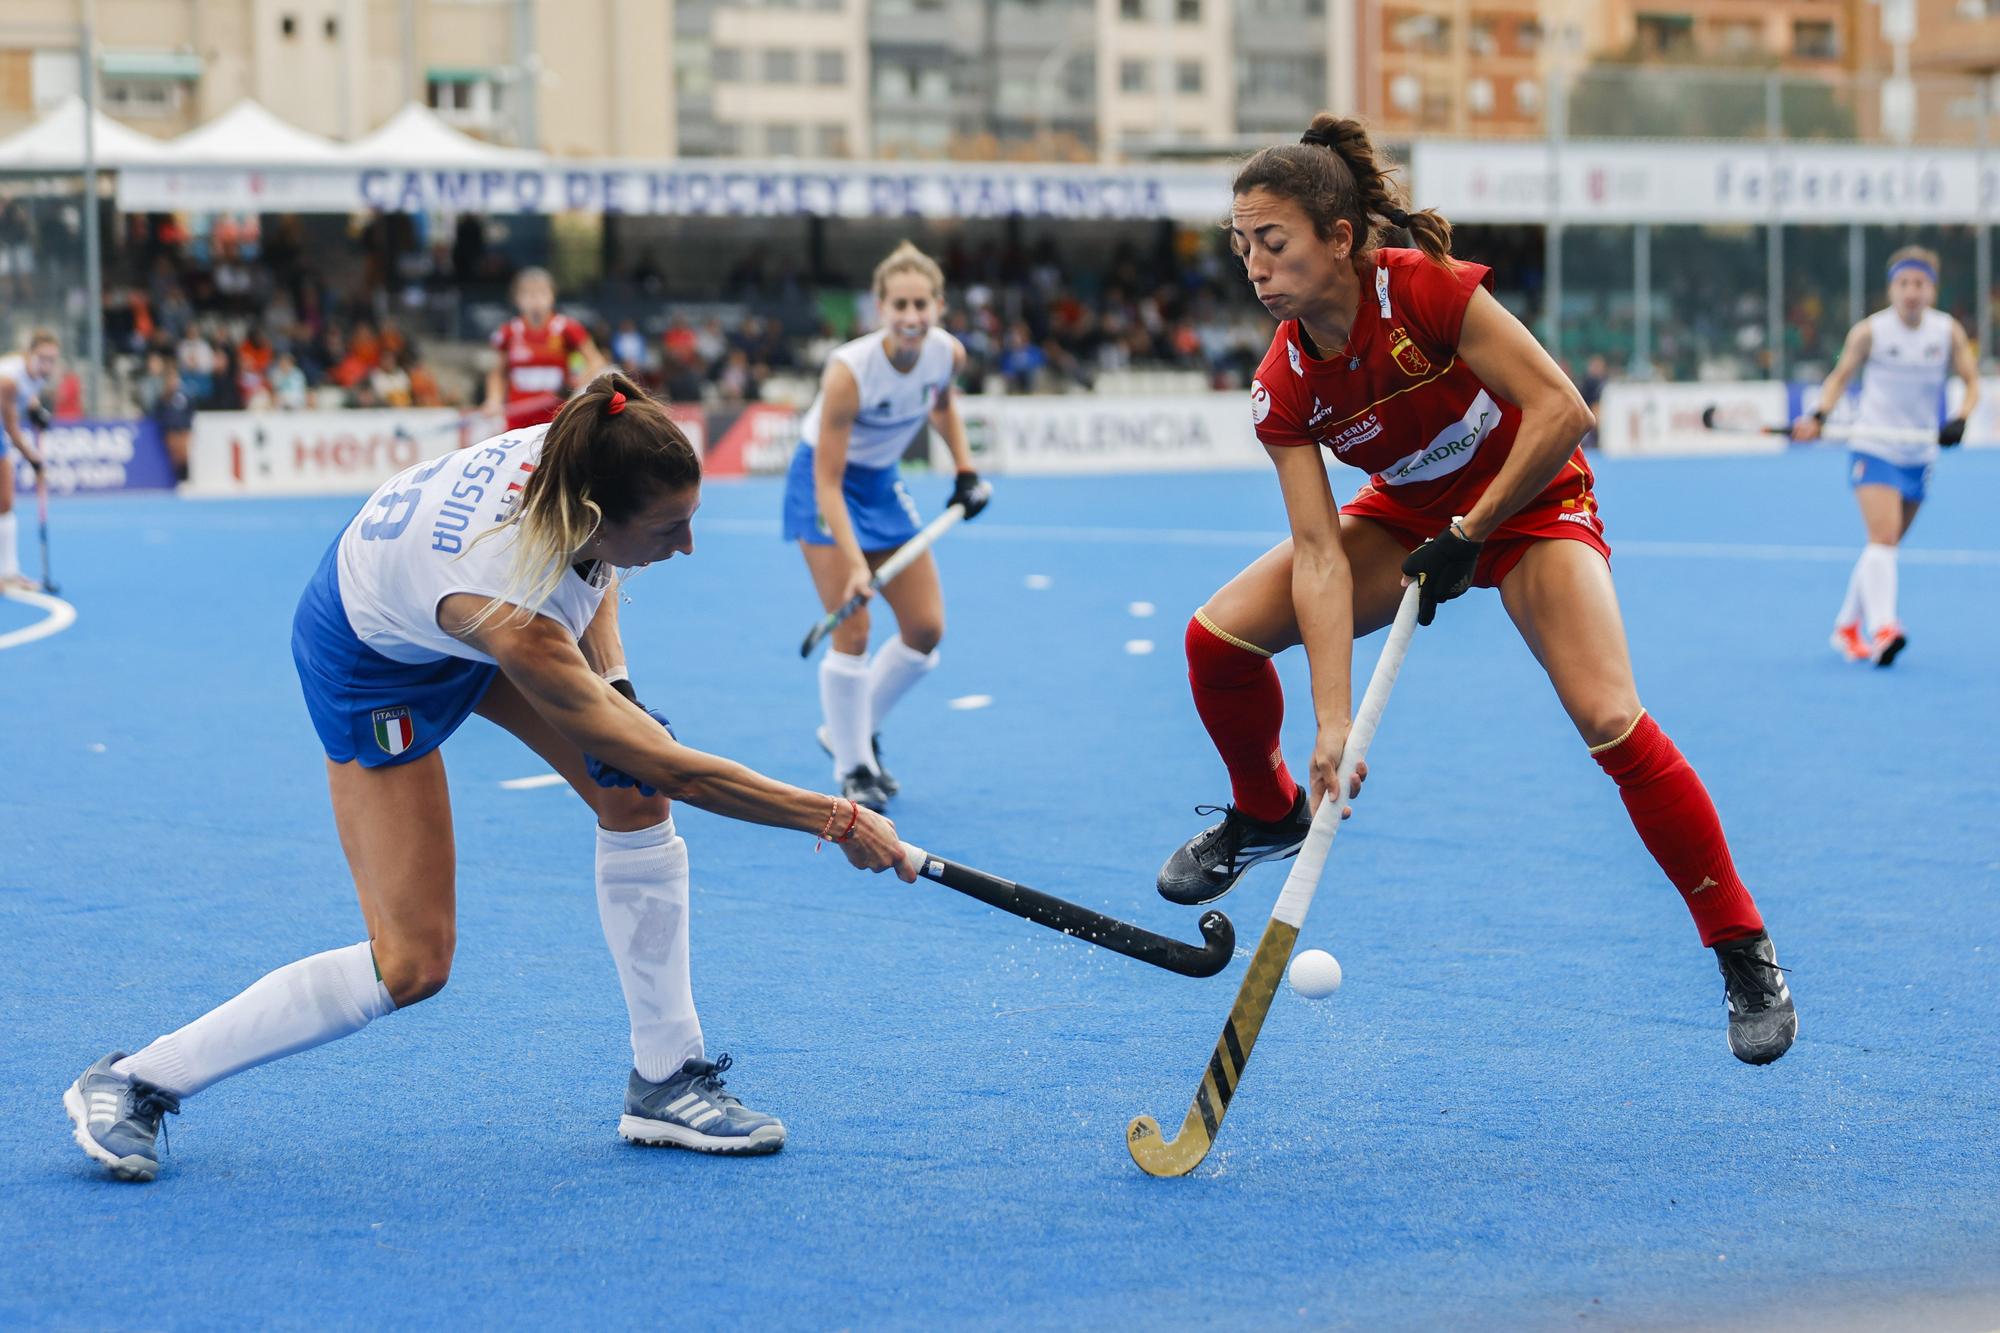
[499,773,567,790]
[701,517,2000,566]
[0,589,77,650]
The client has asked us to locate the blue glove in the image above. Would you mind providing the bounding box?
[586,706,675,797]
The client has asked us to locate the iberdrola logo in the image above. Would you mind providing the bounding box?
[372,707,414,756]
[1388,327,1432,377]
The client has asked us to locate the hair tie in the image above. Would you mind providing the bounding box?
[1299,128,1334,148]
[607,390,626,415]
[1387,208,1412,229]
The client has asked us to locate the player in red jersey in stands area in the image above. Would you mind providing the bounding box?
[482,266,606,431]
[1153,114,1796,1067]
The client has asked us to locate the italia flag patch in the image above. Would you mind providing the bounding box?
[371,707,415,756]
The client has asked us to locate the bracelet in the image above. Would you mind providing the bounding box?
[816,796,841,848]
[832,799,859,844]
[1811,408,1828,425]
[1448,516,1476,543]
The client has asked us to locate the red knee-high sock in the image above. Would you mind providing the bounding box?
[1185,613,1299,822]
[1591,711,1764,946]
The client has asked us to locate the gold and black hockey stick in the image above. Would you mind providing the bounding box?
[1127,581,1422,1176]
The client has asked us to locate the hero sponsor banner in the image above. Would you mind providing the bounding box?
[10,419,176,494]
[187,409,465,496]
[119,160,1236,221]
[1413,140,2000,224]
[952,395,1266,476]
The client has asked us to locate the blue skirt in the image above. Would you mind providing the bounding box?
[781,444,924,550]
[291,538,497,768]
[1848,451,1931,503]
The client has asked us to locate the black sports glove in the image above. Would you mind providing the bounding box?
[948,469,992,520]
[1939,417,1967,448]
[25,401,52,431]
[1400,523,1483,627]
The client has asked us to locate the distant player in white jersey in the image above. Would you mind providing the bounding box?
[0,328,58,592]
[1793,245,1977,666]
[64,372,916,1183]
[784,242,991,811]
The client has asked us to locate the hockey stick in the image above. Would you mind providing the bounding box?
[898,842,1235,977]
[34,467,55,596]
[1127,580,1422,1176]
[391,394,561,448]
[1699,405,1949,447]
[799,503,966,657]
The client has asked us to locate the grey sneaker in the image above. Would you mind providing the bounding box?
[840,764,890,814]
[1158,790,1312,906]
[818,725,898,797]
[1714,932,1797,1065]
[64,1052,180,1182]
[619,1054,786,1155]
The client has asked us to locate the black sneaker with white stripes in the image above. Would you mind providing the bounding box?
[1157,789,1313,906]
[818,725,898,797]
[1713,931,1797,1065]
[619,1054,786,1155]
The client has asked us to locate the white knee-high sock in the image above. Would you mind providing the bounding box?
[596,817,702,1082]
[819,648,872,778]
[0,511,19,579]
[1858,542,1900,634]
[867,636,939,730]
[113,942,394,1098]
[1835,551,1865,630]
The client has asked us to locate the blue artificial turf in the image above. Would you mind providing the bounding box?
[3,450,1997,1329]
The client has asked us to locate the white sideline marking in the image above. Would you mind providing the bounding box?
[1128,600,1156,617]
[1023,573,1052,589]
[500,773,566,790]
[700,517,1999,565]
[948,694,993,710]
[0,589,76,650]
[1124,639,1155,655]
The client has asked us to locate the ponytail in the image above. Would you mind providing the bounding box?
[1232,112,1454,268]
[467,371,699,629]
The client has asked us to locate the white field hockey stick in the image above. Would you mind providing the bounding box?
[1127,581,1422,1177]
[1699,405,1956,448]
[798,503,965,658]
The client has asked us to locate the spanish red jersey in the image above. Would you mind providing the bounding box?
[491,314,588,403]
[1250,248,1587,529]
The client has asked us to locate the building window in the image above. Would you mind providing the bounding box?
[1468,19,1495,56]
[1119,59,1148,93]
[1635,13,1695,58]
[1516,19,1542,55]
[427,73,506,130]
[101,79,186,118]
[281,15,296,37]
[811,0,842,8]
[763,49,799,83]
[1176,0,1200,20]
[1466,76,1494,116]
[714,46,743,81]
[1390,12,1451,54]
[814,50,845,85]
[1713,19,1761,56]
[1176,60,1202,94]
[1792,19,1837,59]
[1120,0,1144,18]
[1514,77,1541,115]
[766,124,800,156]
[715,122,742,155]
[816,123,849,156]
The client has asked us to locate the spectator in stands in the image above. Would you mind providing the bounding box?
[999,322,1045,394]
[149,362,195,482]
[270,353,308,410]
[406,350,444,408]
[371,347,413,408]
[611,319,647,375]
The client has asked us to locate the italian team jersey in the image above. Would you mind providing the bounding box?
[491,314,588,403]
[1250,248,1588,528]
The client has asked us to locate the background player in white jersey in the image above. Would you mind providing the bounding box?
[1793,245,1976,666]
[0,328,58,592]
[784,242,991,811]
[65,373,915,1182]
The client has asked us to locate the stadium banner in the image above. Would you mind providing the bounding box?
[953,394,1266,476]
[186,408,465,496]
[702,403,800,479]
[118,160,1237,221]
[10,418,176,494]
[1411,140,2000,224]
[1597,382,1790,457]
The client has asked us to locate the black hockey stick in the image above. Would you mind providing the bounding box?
[898,843,1235,978]
[1699,404,1946,445]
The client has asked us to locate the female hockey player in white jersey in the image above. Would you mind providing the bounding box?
[784,242,991,812]
[1793,245,1979,666]
[66,372,914,1182]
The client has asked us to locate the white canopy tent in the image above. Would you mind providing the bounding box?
[166,99,348,165]
[0,94,169,170]
[336,103,542,167]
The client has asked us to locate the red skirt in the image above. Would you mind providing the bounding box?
[1341,454,1611,588]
